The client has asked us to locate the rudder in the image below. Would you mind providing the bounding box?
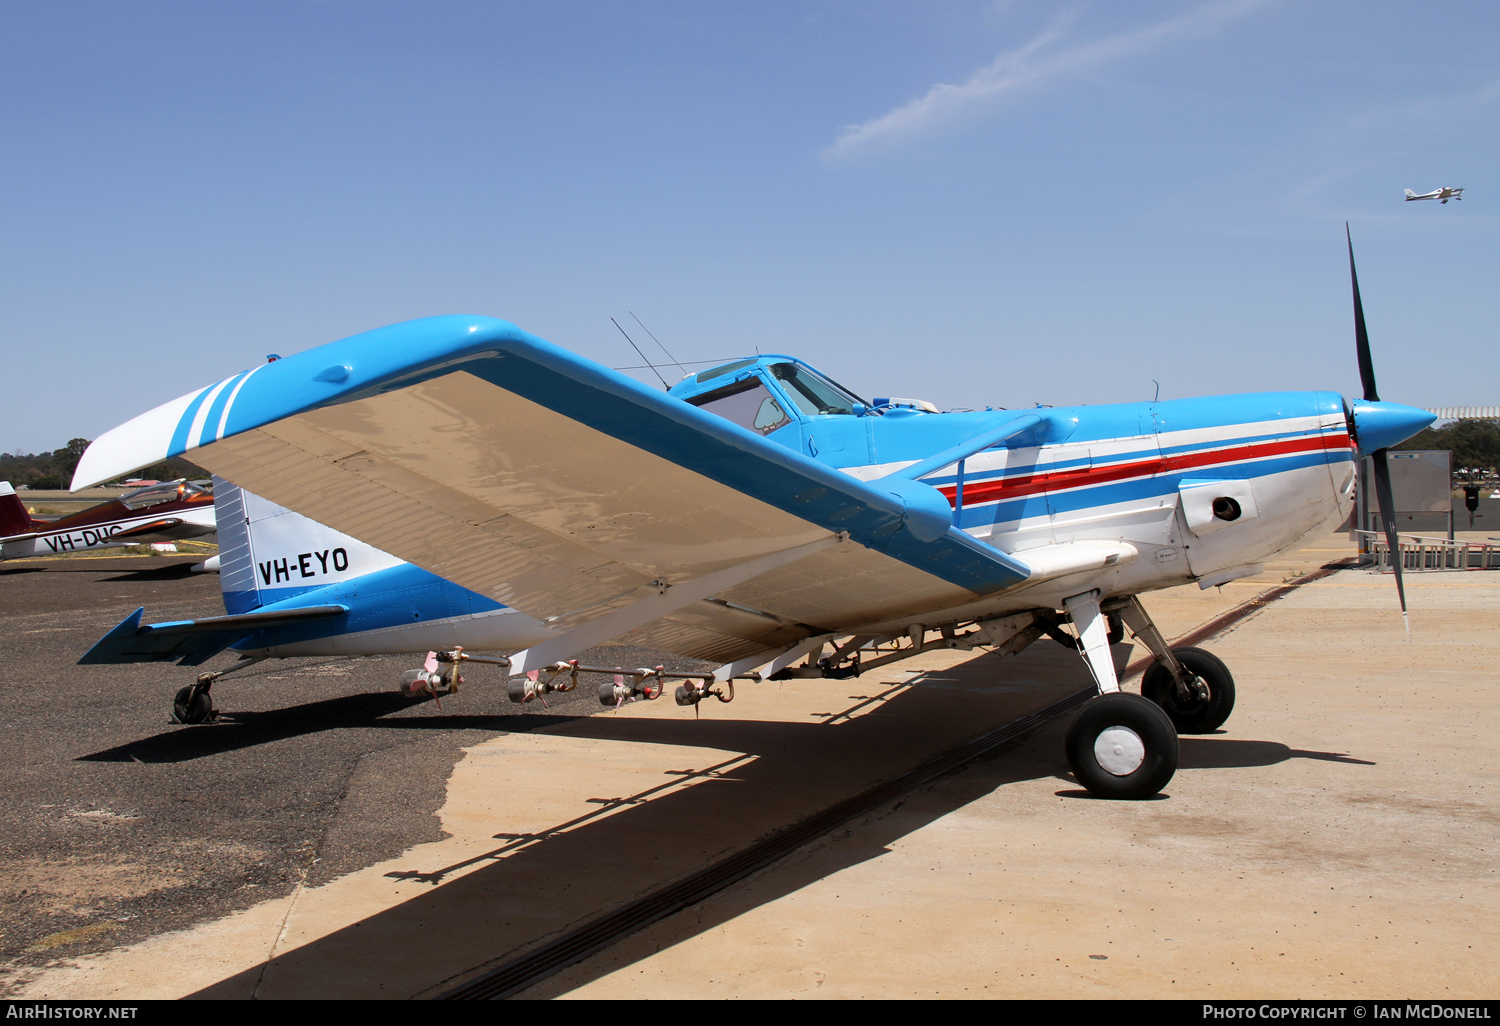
[0,482,37,538]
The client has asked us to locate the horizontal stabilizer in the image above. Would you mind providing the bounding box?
[79,604,348,666]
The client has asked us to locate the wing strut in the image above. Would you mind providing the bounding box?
[1064,590,1119,695]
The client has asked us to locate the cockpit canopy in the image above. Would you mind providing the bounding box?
[118,478,211,510]
[668,356,869,437]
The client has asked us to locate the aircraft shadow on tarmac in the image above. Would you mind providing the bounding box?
[78,692,581,764]
[184,677,1078,998]
[103,563,201,582]
[1177,737,1375,769]
[173,647,1384,1000]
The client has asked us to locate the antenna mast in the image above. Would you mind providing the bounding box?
[612,318,669,389]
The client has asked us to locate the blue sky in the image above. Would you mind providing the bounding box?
[3,0,1496,455]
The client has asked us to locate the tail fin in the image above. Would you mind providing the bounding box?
[212,475,402,614]
[0,482,37,538]
[1405,189,1416,198]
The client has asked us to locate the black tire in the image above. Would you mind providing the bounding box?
[172,686,215,725]
[1140,647,1235,734]
[1065,692,1178,800]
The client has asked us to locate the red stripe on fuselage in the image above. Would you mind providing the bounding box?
[938,432,1352,508]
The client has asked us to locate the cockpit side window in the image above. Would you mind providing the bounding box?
[687,378,791,436]
[767,363,864,417]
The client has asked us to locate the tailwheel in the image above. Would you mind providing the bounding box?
[1065,692,1178,799]
[1140,647,1235,734]
[172,684,216,725]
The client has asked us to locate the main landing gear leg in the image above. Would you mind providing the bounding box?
[1062,591,1178,800]
[1116,596,1236,734]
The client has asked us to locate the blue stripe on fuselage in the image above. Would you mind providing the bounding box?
[228,563,503,651]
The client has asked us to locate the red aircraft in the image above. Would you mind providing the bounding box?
[0,479,217,560]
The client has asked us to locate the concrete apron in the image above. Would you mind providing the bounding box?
[527,561,1500,999]
[17,611,1126,998]
[26,533,1489,1000]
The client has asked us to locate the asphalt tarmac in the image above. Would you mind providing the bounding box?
[7,540,1497,999]
[0,553,701,987]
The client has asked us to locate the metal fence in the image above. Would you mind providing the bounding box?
[1354,529,1500,571]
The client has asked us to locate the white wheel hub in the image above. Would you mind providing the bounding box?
[1094,726,1146,776]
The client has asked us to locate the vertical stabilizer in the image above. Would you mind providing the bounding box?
[212,475,404,614]
[0,482,37,538]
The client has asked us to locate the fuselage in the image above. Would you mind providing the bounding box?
[666,356,1407,629]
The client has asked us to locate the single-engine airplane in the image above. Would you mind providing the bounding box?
[72,232,1432,799]
[1405,187,1463,203]
[1,478,217,560]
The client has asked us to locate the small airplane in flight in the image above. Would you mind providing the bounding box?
[1,478,217,561]
[1405,187,1463,203]
[72,231,1432,800]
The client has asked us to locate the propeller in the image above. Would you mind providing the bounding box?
[1346,224,1409,633]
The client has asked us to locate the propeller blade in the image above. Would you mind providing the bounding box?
[1347,224,1379,403]
[1369,447,1410,633]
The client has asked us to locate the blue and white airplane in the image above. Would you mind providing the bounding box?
[72,235,1432,799]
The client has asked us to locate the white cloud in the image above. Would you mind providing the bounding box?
[824,0,1274,160]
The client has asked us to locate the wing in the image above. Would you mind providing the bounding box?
[74,317,1032,665]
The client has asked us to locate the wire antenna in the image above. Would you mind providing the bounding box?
[612,318,669,389]
[629,312,688,378]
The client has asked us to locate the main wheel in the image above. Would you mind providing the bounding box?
[172,685,215,725]
[1065,692,1178,800]
[1140,647,1235,734]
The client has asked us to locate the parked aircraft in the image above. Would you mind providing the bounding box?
[1405,187,1463,203]
[1,478,216,560]
[71,237,1431,799]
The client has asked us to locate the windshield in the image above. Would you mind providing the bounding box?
[768,363,866,417]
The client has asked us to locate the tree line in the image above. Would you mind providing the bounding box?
[0,439,206,490]
[1393,418,1500,478]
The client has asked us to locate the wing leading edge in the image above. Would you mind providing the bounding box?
[75,317,1033,661]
